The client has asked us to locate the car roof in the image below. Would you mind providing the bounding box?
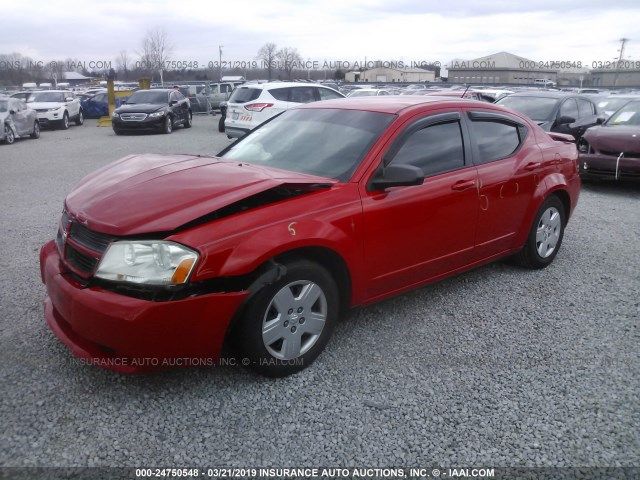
[298,96,484,114]
[239,82,334,90]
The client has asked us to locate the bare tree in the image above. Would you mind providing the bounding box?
[139,27,173,85]
[257,42,278,80]
[276,47,302,79]
[117,50,130,81]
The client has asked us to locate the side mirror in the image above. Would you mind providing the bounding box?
[9,110,16,115]
[169,100,177,106]
[370,164,424,191]
[557,115,576,125]
[65,97,74,102]
[596,116,605,125]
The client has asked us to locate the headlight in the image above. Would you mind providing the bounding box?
[112,111,120,118]
[148,111,164,118]
[577,139,590,154]
[95,241,198,285]
[48,107,61,112]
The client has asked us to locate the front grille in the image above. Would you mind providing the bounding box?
[65,243,99,274]
[69,222,115,253]
[36,108,48,113]
[120,113,147,121]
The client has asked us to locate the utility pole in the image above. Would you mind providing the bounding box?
[219,45,223,82]
[613,37,628,88]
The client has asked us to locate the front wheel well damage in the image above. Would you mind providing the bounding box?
[221,246,352,355]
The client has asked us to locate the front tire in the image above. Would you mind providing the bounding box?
[515,195,566,269]
[59,112,69,130]
[235,259,339,377]
[75,109,84,126]
[163,115,173,134]
[4,125,15,144]
[30,121,40,139]
[218,116,225,132]
[184,111,192,128]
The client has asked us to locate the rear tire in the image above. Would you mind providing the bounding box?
[515,195,566,269]
[184,111,192,128]
[218,116,225,132]
[234,258,339,377]
[30,121,40,139]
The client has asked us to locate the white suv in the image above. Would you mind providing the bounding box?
[27,90,84,129]
[224,82,344,138]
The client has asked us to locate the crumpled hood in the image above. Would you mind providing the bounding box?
[64,154,335,236]
[584,125,640,153]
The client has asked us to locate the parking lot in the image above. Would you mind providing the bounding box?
[1,116,638,469]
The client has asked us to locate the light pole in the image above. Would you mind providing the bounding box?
[219,45,223,82]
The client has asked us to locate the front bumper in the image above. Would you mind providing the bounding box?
[579,153,640,180]
[112,115,167,132]
[35,111,63,127]
[40,240,249,373]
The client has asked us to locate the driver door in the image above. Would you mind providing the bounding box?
[360,111,479,300]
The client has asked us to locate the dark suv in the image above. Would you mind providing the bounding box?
[496,92,600,141]
[112,89,192,135]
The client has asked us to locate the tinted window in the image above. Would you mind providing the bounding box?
[220,109,395,181]
[126,90,169,104]
[496,96,558,121]
[0,100,9,112]
[229,87,261,103]
[470,121,522,164]
[94,93,106,103]
[290,87,316,103]
[391,121,465,177]
[221,84,233,93]
[576,98,595,117]
[560,98,579,119]
[269,87,291,101]
[318,87,343,100]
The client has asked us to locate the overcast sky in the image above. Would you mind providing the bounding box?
[2,0,639,70]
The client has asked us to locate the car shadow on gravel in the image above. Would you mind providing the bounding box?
[581,178,640,196]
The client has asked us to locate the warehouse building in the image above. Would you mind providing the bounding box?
[447,51,557,85]
[345,67,435,83]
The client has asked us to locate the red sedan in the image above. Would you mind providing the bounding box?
[40,96,580,377]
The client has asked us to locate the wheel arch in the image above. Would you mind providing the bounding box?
[221,245,352,354]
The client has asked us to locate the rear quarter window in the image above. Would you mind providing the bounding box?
[229,88,262,103]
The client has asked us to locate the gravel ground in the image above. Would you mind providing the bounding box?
[0,116,638,472]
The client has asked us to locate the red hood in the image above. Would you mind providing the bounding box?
[584,125,640,154]
[65,154,336,235]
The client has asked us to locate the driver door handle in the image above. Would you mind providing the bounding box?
[451,179,476,191]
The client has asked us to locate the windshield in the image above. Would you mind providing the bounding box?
[28,92,66,103]
[598,97,637,117]
[605,101,640,126]
[349,90,377,97]
[126,90,168,104]
[0,100,8,112]
[496,96,558,122]
[220,108,395,181]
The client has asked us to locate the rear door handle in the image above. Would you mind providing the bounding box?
[524,162,541,171]
[451,180,476,191]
